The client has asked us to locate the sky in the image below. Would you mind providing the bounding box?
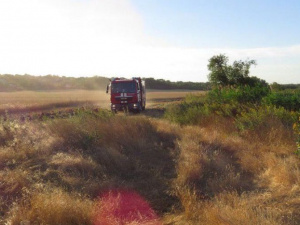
[0,0,299,83]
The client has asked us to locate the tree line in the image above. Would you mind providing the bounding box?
[0,74,210,92]
[143,78,210,90]
[0,74,110,91]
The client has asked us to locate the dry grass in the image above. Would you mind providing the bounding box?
[0,111,179,224]
[0,90,109,115]
[0,90,109,107]
[47,115,179,211]
[7,189,94,225]
[1,94,300,224]
[165,115,300,225]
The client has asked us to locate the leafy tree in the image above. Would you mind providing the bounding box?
[270,82,283,91]
[207,54,229,86]
[208,54,258,87]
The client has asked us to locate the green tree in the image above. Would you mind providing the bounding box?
[207,54,229,86]
[270,82,283,91]
[208,54,257,87]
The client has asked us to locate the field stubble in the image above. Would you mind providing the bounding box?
[0,90,203,115]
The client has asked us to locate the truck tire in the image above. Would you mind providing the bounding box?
[137,104,142,113]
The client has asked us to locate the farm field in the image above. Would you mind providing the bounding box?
[0,90,205,115]
[0,88,300,225]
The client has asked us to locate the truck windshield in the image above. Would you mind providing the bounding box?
[111,82,136,93]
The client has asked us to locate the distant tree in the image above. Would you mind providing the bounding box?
[270,82,283,91]
[208,54,229,86]
[208,54,259,87]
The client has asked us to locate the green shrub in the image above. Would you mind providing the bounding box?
[263,90,300,111]
[207,85,270,105]
[184,93,207,105]
[164,95,209,125]
[235,105,298,131]
[165,84,270,126]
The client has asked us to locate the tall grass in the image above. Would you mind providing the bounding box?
[0,108,178,224]
[165,113,299,224]
[7,189,94,225]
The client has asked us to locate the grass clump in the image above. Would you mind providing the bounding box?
[0,119,19,147]
[293,116,300,155]
[7,189,94,225]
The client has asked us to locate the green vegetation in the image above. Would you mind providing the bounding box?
[143,78,210,90]
[165,54,299,129]
[208,54,267,87]
[271,82,300,91]
[264,89,300,111]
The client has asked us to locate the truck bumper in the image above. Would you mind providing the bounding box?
[111,103,141,112]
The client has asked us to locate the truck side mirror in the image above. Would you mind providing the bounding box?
[106,85,109,94]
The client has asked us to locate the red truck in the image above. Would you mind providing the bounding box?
[106,77,146,113]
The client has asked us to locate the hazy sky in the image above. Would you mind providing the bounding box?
[0,0,299,83]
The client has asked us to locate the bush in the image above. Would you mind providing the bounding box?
[207,85,270,105]
[164,94,209,125]
[263,90,300,111]
[165,84,270,126]
[235,105,298,131]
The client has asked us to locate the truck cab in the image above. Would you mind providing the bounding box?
[107,77,146,113]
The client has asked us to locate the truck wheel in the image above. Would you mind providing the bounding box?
[135,104,142,113]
